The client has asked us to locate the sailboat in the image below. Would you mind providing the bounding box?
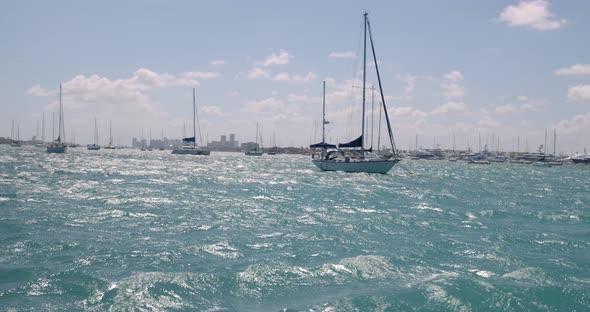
[47,84,67,153]
[104,121,116,149]
[245,122,264,156]
[10,121,21,147]
[311,12,400,174]
[35,113,45,147]
[171,88,210,155]
[87,118,100,150]
[147,129,153,151]
[267,132,278,155]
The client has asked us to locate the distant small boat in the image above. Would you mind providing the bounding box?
[10,121,22,147]
[104,121,116,149]
[47,84,67,153]
[172,88,210,155]
[245,122,263,156]
[87,118,101,150]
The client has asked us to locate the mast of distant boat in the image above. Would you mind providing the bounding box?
[322,80,326,151]
[193,88,197,149]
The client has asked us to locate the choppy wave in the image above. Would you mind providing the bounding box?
[1,146,590,311]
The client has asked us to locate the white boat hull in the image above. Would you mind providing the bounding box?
[312,159,398,174]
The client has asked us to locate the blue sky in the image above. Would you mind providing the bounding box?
[1,0,589,153]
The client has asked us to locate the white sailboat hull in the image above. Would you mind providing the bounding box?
[313,158,399,174]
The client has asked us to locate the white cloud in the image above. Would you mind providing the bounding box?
[444,71,464,82]
[499,0,566,31]
[494,104,518,114]
[555,64,590,76]
[261,49,291,67]
[568,84,590,102]
[26,67,222,144]
[26,84,54,97]
[555,113,590,134]
[431,102,467,115]
[241,97,284,114]
[328,51,356,59]
[494,95,545,114]
[245,67,271,79]
[244,67,316,83]
[441,71,465,99]
[271,71,316,83]
[183,71,221,79]
[210,60,225,67]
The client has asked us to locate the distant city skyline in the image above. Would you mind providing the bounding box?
[2,1,590,154]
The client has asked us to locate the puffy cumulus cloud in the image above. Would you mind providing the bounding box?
[260,49,291,67]
[499,0,566,31]
[26,84,54,97]
[441,71,465,99]
[241,97,284,114]
[328,51,356,59]
[27,67,221,144]
[271,71,316,83]
[567,85,590,102]
[554,64,590,76]
[431,102,467,115]
[494,95,545,114]
[245,67,271,79]
[554,113,590,134]
[244,67,316,83]
[444,71,464,82]
[210,60,225,67]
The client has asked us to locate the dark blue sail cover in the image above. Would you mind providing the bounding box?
[310,142,337,149]
[338,135,363,148]
[182,137,195,142]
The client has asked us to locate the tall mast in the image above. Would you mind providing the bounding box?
[59,84,63,142]
[11,120,14,140]
[255,122,259,151]
[361,12,367,157]
[553,128,557,156]
[371,85,375,149]
[193,88,196,148]
[109,121,113,145]
[42,112,45,143]
[544,128,547,155]
[322,81,326,147]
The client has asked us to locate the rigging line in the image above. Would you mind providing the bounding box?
[366,15,398,155]
[194,90,204,147]
[344,19,365,142]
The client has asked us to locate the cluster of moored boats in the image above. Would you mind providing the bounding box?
[406,148,590,166]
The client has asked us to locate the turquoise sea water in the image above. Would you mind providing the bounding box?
[1,146,589,311]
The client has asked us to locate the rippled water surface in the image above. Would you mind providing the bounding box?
[1,146,589,311]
